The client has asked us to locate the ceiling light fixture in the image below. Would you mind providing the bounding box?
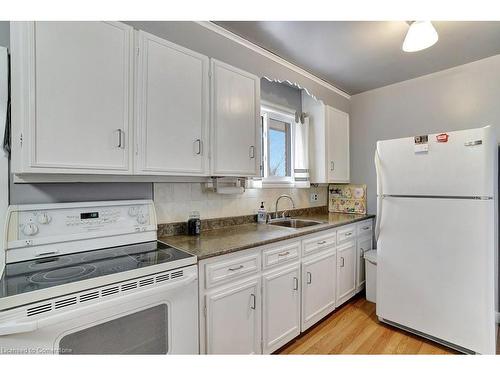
[402,21,439,52]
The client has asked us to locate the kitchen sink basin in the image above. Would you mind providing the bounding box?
[267,218,325,229]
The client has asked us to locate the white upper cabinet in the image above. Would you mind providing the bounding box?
[210,59,261,177]
[302,92,350,184]
[11,21,134,174]
[135,31,209,175]
[326,106,350,183]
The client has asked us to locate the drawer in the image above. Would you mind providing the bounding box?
[205,252,260,288]
[337,225,356,243]
[357,220,373,237]
[302,231,336,257]
[262,241,300,269]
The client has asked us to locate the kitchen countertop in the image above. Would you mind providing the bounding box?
[160,213,375,261]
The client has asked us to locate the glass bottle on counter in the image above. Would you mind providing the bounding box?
[187,211,201,236]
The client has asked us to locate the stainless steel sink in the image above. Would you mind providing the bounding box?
[267,218,325,229]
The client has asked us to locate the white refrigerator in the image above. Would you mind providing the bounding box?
[375,126,498,354]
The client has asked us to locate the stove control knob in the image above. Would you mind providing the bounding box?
[128,206,139,217]
[136,213,148,225]
[22,223,39,236]
[37,212,51,225]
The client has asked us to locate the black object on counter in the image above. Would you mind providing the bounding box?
[187,211,201,236]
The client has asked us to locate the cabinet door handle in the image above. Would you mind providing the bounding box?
[293,277,299,291]
[194,139,202,155]
[340,257,345,267]
[330,161,335,171]
[228,265,244,271]
[362,226,370,230]
[116,129,125,149]
[317,240,327,245]
[250,293,256,310]
[278,251,290,257]
[307,272,312,284]
[360,249,365,257]
[249,146,255,159]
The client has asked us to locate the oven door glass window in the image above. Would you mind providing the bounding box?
[58,304,168,354]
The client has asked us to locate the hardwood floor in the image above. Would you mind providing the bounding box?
[276,295,458,354]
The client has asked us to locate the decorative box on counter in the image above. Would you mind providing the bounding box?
[329,184,367,214]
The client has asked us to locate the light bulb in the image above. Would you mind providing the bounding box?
[402,21,439,52]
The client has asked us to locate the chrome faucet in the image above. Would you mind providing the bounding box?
[274,194,296,219]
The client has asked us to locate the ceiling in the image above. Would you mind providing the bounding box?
[215,21,500,95]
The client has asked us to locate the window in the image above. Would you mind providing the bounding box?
[261,104,295,186]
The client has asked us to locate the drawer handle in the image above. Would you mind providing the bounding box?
[228,265,244,272]
[278,251,290,257]
[250,293,256,310]
[317,240,327,245]
[345,232,352,237]
[307,272,312,284]
[293,277,299,290]
[340,257,345,267]
[362,226,370,230]
[35,251,59,257]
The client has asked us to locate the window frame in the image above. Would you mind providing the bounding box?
[260,102,296,187]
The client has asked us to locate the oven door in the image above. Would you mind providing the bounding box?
[0,265,198,354]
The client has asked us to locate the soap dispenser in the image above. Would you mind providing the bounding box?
[257,202,267,224]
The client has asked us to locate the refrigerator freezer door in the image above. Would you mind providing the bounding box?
[376,126,494,197]
[376,196,496,354]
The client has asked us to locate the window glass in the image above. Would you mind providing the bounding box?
[268,118,290,177]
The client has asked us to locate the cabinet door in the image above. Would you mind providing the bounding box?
[210,59,260,176]
[13,22,134,174]
[301,249,337,331]
[336,240,357,306]
[135,31,209,175]
[326,106,350,183]
[262,263,301,354]
[205,277,261,354]
[356,236,373,292]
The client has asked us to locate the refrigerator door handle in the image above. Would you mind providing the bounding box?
[374,148,383,242]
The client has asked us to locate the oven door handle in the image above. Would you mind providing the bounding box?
[0,321,38,336]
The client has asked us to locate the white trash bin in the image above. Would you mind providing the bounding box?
[364,250,377,303]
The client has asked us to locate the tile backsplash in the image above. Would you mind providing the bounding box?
[153,183,327,224]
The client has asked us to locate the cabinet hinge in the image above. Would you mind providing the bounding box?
[203,303,207,317]
[19,133,23,147]
[136,46,140,56]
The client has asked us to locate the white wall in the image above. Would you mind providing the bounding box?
[154,183,327,223]
[350,54,500,213]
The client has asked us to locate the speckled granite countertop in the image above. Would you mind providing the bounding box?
[160,213,375,261]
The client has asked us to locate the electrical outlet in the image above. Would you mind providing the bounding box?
[310,193,319,202]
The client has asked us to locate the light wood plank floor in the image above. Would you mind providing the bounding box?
[276,295,458,354]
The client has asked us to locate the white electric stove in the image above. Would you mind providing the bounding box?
[0,200,198,354]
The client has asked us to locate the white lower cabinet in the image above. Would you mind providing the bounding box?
[336,240,357,307]
[198,219,373,354]
[205,276,261,354]
[262,263,301,354]
[301,249,337,331]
